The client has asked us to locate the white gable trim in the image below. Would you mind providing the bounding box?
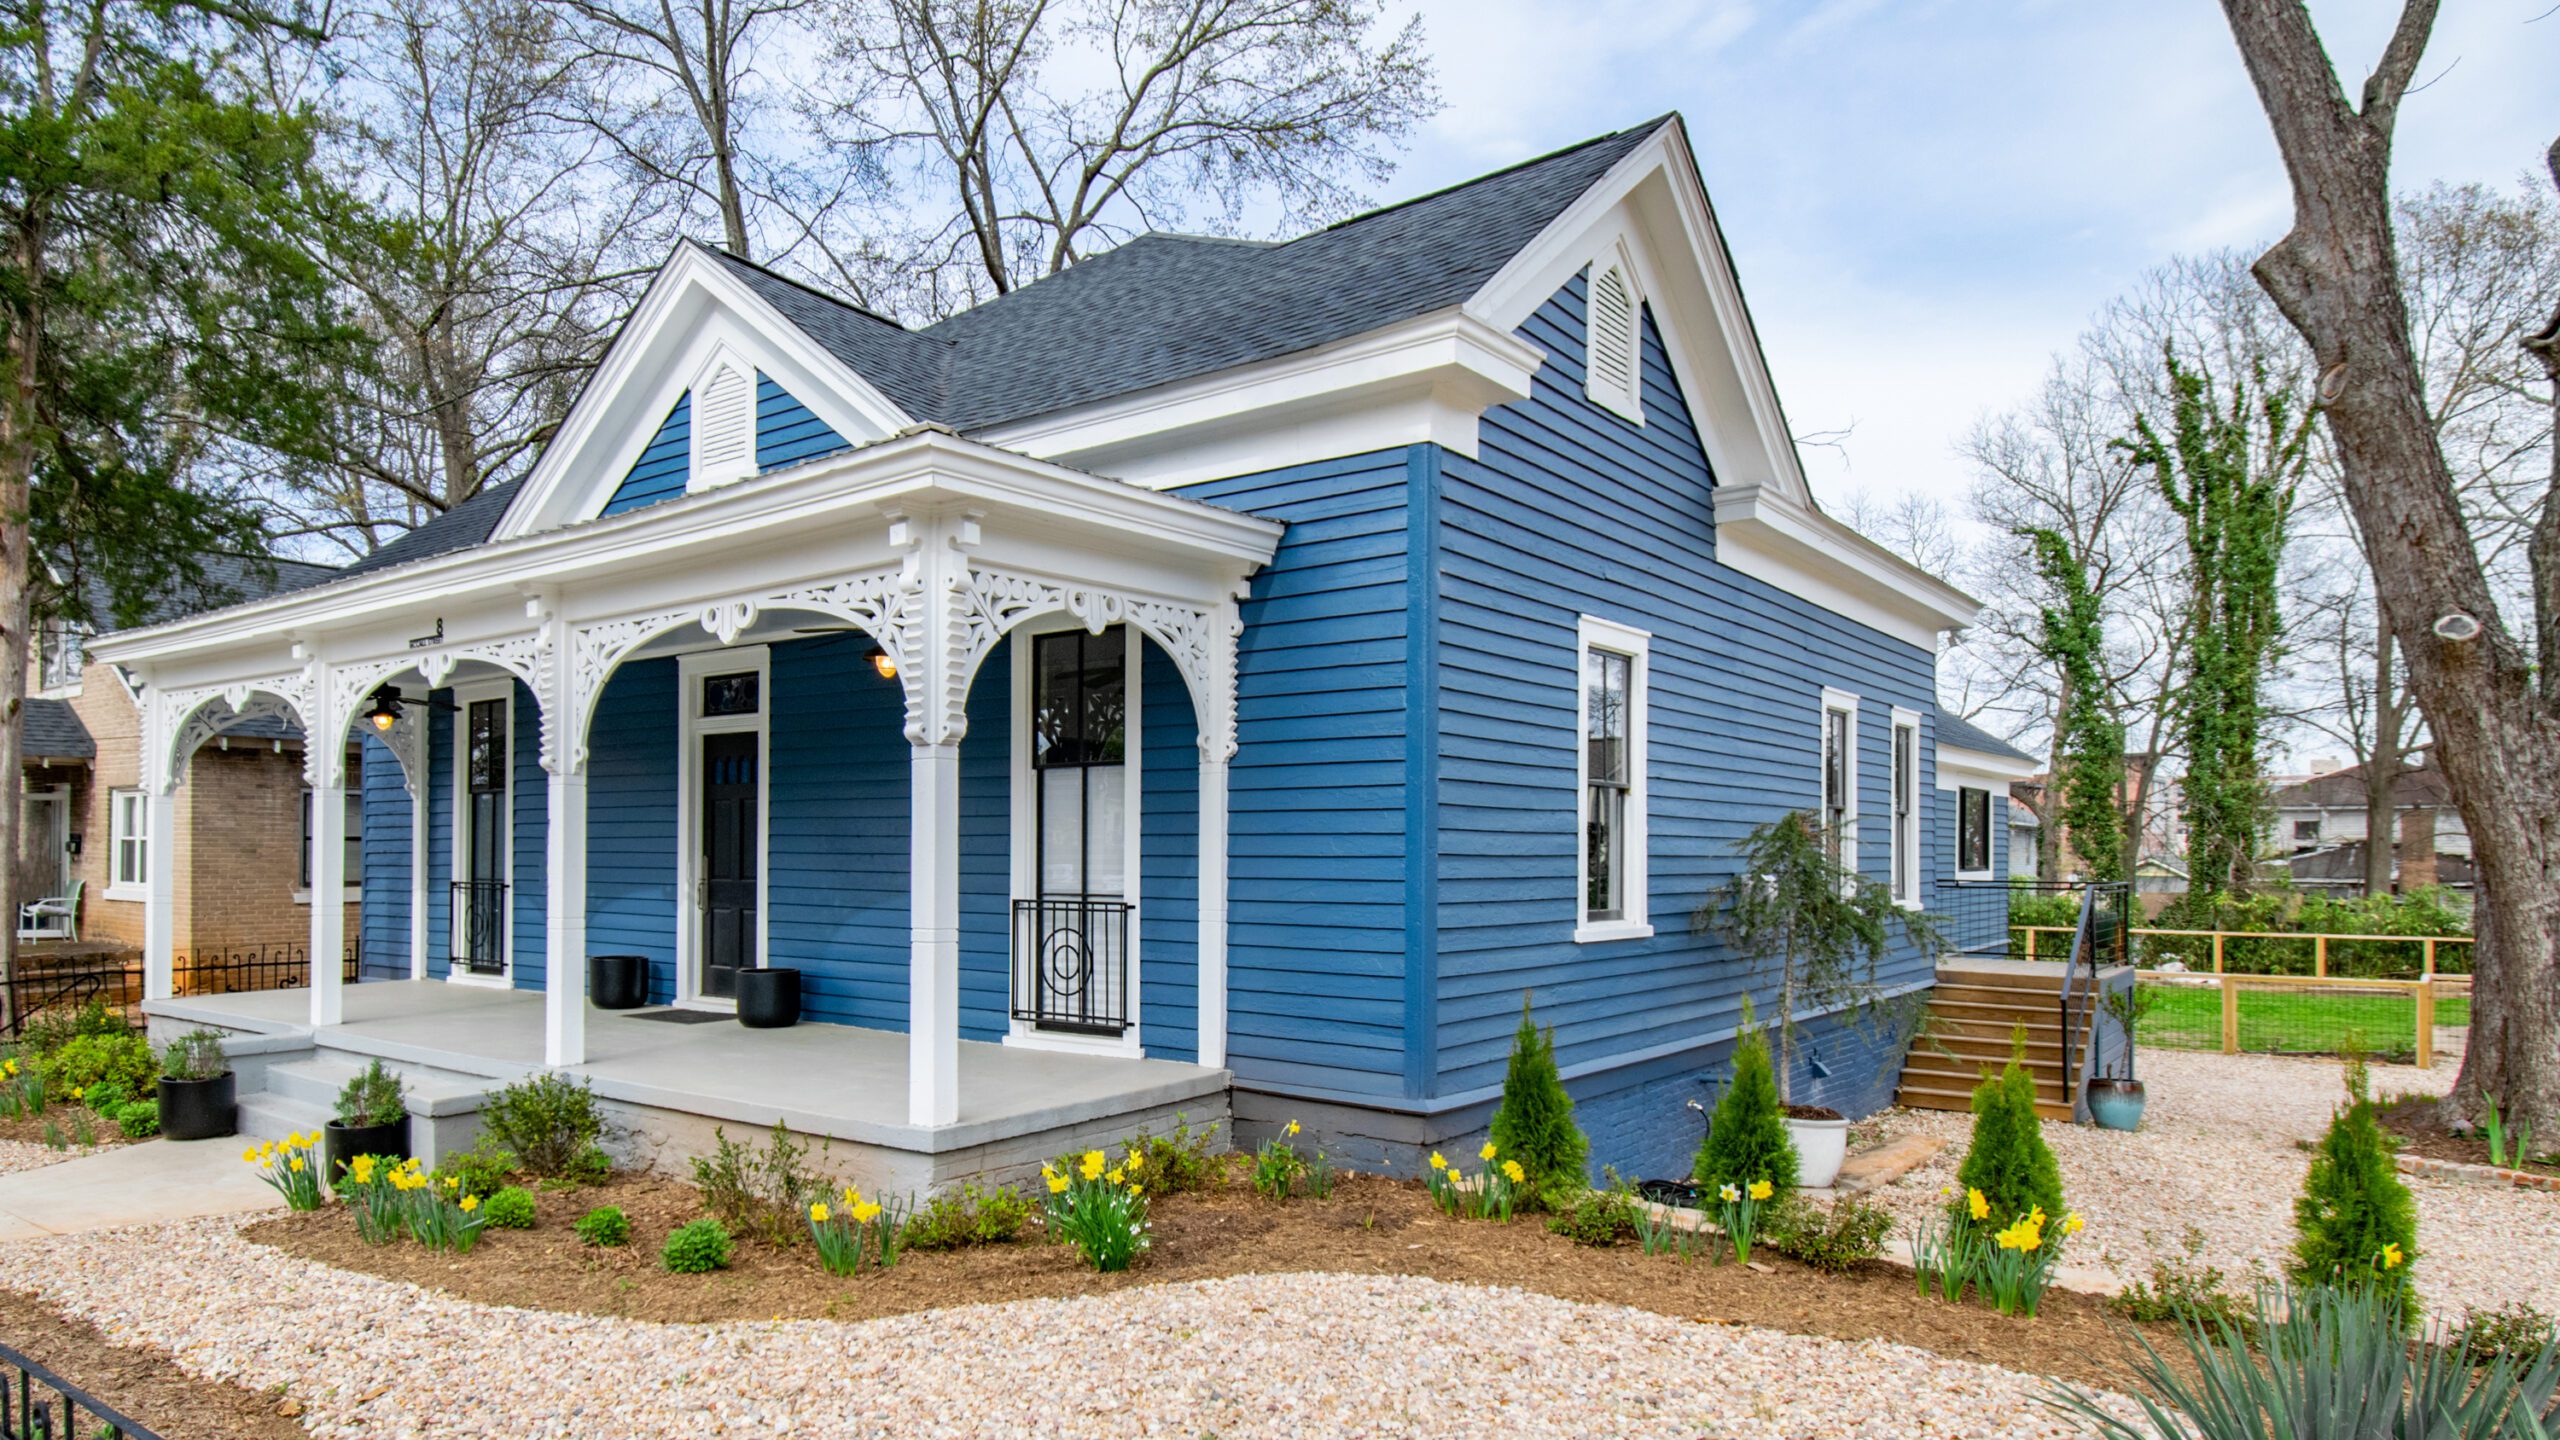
[1939,744,2040,790]
[496,244,913,541]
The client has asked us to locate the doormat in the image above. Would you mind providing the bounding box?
[625,1008,731,1024]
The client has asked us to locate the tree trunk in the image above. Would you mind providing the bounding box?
[2364,624,2401,895]
[2217,0,2560,1136]
[0,220,40,1037]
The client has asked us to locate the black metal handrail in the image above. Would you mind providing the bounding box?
[2056,881,2132,1110]
[450,880,507,976]
[0,971,108,1039]
[1011,897,1133,1036]
[0,1338,163,1439]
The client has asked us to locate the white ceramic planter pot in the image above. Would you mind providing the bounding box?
[1786,1115,1851,1189]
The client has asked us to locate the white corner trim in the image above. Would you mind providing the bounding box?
[1716,482,1978,650]
[980,307,1542,490]
[1574,615,1650,941]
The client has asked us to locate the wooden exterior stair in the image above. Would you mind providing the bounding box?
[1896,961,2103,1122]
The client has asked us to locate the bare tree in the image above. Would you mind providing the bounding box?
[2216,0,2560,1131]
[826,0,1439,300]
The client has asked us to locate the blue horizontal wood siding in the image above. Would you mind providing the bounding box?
[756,373,852,471]
[602,394,690,516]
[358,731,409,978]
[959,643,1010,1041]
[425,688,453,978]
[1429,272,1942,1105]
[510,680,548,992]
[1141,641,1200,1063]
[767,636,911,1028]
[1934,785,2013,954]
[584,661,678,1004]
[1176,452,1415,1098]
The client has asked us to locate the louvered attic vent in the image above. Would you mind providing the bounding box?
[690,359,756,488]
[1585,259,1643,423]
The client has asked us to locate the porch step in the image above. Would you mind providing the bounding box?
[236,1091,332,1144]
[1895,1081,2076,1123]
[1895,960,2120,1125]
[237,1055,492,1169]
[261,1056,484,1115]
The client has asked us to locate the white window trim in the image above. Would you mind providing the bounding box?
[674,647,773,1013]
[296,753,366,905]
[1820,687,1860,880]
[106,787,148,901]
[1890,707,1922,911]
[1575,616,1653,943]
[447,678,517,989]
[1953,784,1996,881]
[1007,620,1147,1058]
[1583,240,1646,425]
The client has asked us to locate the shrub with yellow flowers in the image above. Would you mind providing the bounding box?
[338,1152,409,1245]
[1041,1145,1150,1272]
[0,1056,45,1119]
[1712,1176,1777,1264]
[244,1133,326,1211]
[808,1185,905,1276]
[1422,1141,1523,1222]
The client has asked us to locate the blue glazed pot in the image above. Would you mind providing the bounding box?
[2088,1077,2147,1132]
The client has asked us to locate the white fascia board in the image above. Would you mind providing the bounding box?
[90,431,1282,669]
[1715,482,1979,650]
[977,307,1542,489]
[1936,747,2039,793]
[495,243,918,542]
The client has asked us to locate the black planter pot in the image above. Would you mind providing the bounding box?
[156,1072,237,1141]
[590,953,648,1010]
[735,967,801,1029]
[324,1114,411,1183]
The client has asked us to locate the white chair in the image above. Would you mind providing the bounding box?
[17,877,81,942]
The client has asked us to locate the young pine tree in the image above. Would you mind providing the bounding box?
[2292,1055,2419,1317]
[1950,1045,2066,1229]
[1488,996,1588,1201]
[1693,1017,1799,1199]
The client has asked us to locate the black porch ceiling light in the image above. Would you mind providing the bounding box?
[867,646,898,680]
[363,687,404,733]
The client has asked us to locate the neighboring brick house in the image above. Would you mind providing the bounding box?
[19,554,356,959]
[2266,753,2471,894]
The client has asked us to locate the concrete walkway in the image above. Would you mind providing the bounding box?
[0,1138,284,1242]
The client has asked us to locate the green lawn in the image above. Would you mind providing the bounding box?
[2138,981,2468,1062]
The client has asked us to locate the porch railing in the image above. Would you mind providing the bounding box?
[0,1337,164,1438]
[450,881,507,976]
[1011,897,1133,1036]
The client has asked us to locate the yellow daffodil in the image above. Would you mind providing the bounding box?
[68,1087,82,1100]
[1080,1149,1107,1181]
[1046,1174,1069,1195]
[1501,1159,1526,1185]
[852,1201,882,1224]
[810,1202,831,1224]
[843,1185,860,1206]
[1479,1141,1498,1162]
[2062,1212,2085,1237]
[241,1146,259,1165]
[1285,1120,1302,1138]
[2382,1243,2405,1270]
[459,1194,479,1213]
[1748,1179,1774,1202]
[1127,1183,1144,1197]
[1126,1151,1144,1171]
[1967,1187,1990,1222]
[1427,1151,1447,1171]
[1719,1182,1741,1203]
[445,1176,460,1190]
[288,1156,306,1173]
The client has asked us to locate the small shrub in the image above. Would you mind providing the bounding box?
[2457,1302,2557,1366]
[661,1218,734,1272]
[2292,1055,2419,1316]
[2109,1227,2258,1333]
[1762,1195,1893,1275]
[690,1122,818,1247]
[112,1099,160,1139]
[565,1144,611,1185]
[902,1183,1032,1250]
[480,1185,538,1230]
[1950,1043,2066,1231]
[334,1059,406,1128]
[1694,1021,1799,1200]
[18,1000,130,1060]
[80,1075,132,1115]
[1487,996,1588,1202]
[1127,1116,1224,1194]
[160,1029,228,1082]
[1544,1182,1640,1247]
[478,1073,603,1178]
[42,1033,153,1100]
[574,1205,632,1248]
[436,1138,519,1201]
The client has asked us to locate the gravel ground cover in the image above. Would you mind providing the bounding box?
[0,1136,95,1177]
[8,1215,2127,1440]
[1862,1048,2560,1315]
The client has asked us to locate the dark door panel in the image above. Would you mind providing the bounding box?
[701,731,758,999]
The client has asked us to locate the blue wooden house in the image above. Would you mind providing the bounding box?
[100,116,1996,1185]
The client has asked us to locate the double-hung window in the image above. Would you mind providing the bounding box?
[109,788,148,894]
[299,745,364,891]
[1819,689,1858,873]
[1957,787,1992,876]
[1890,709,1921,905]
[1576,617,1651,941]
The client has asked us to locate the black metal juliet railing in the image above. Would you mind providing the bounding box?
[0,1339,163,1439]
[1932,878,2091,960]
[1010,897,1134,1036]
[450,880,508,977]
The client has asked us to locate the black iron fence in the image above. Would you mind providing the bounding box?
[1932,878,2093,960]
[0,1338,163,1439]
[3,941,358,1037]
[450,880,507,976]
[1011,897,1133,1036]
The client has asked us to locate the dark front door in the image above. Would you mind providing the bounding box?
[699,731,758,1000]
[457,698,508,975]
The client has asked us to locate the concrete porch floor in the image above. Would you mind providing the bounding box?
[145,981,1229,1157]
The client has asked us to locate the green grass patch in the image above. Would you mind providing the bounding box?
[2137,981,2468,1061]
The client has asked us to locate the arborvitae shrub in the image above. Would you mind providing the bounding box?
[1951,1046,2065,1228]
[2292,1056,2419,1317]
[1693,1022,1799,1198]
[1488,996,1589,1199]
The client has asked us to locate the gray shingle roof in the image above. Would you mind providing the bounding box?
[69,551,340,630]
[334,480,525,581]
[22,698,92,760]
[1938,712,2038,765]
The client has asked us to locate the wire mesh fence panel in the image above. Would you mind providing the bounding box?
[2133,974,2468,1068]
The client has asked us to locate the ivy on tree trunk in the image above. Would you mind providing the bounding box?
[2022,528,2127,883]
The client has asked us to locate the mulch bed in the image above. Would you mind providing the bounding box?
[2379,1097,2559,1178]
[0,1109,134,1151]
[249,1170,2175,1393]
[0,1286,310,1440]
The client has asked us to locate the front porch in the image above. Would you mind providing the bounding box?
[150,981,1229,1188]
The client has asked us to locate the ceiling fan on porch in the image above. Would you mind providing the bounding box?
[785,624,901,680]
[360,685,461,734]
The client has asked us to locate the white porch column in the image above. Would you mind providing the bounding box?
[307,664,347,1028]
[908,739,962,1127]
[1196,753,1230,1070]
[543,765,588,1067]
[142,786,177,1002]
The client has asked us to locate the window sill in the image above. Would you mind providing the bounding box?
[103,885,147,904]
[290,887,364,905]
[1574,918,1655,944]
[1953,870,1996,883]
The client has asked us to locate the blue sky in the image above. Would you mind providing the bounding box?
[1391,0,2559,508]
